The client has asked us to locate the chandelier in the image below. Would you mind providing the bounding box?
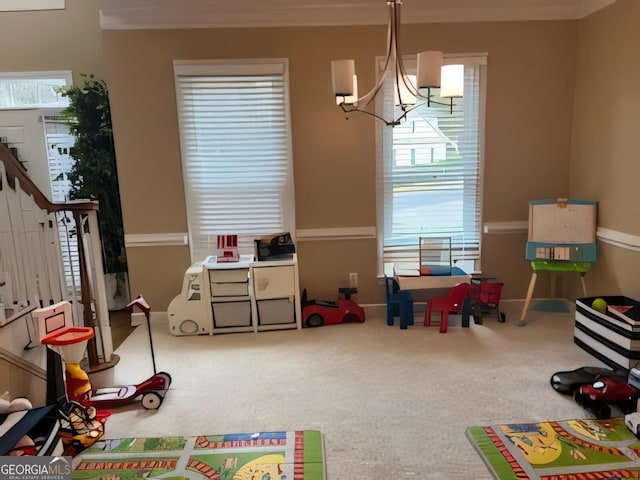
[331,0,464,127]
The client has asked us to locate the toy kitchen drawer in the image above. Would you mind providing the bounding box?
[212,299,252,329]
[210,280,249,297]
[209,267,249,284]
[209,267,249,297]
[256,298,295,326]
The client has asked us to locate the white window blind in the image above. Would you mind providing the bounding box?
[376,54,487,272]
[174,60,296,263]
[43,116,81,299]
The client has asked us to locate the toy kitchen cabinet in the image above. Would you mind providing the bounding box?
[251,256,302,331]
[168,254,301,336]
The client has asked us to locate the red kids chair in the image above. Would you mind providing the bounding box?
[424,282,470,333]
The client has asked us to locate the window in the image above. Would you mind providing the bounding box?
[173,60,296,263]
[376,54,487,274]
[0,71,71,109]
[0,0,64,11]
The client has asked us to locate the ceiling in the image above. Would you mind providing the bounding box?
[98,0,616,30]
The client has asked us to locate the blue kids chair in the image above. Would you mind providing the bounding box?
[384,275,414,329]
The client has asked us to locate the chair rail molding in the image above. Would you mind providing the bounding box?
[483,221,639,252]
[296,227,376,241]
[483,221,528,234]
[122,227,639,251]
[125,233,188,247]
[597,227,640,252]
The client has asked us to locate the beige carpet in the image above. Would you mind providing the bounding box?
[91,300,608,479]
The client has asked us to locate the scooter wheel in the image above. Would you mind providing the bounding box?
[142,391,163,410]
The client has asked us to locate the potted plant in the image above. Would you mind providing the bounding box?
[59,74,129,309]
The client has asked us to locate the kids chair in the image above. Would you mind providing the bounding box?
[385,275,414,329]
[424,282,470,333]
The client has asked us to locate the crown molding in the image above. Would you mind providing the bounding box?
[99,0,617,30]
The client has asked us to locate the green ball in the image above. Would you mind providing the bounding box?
[592,297,607,314]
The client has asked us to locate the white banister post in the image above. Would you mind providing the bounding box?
[86,210,114,362]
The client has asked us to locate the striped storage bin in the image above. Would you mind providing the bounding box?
[574,296,640,371]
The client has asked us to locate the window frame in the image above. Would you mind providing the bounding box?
[0,71,72,110]
[0,0,64,11]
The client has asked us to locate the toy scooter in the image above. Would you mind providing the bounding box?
[40,295,171,412]
[86,295,172,410]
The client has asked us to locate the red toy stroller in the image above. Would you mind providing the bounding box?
[469,278,505,324]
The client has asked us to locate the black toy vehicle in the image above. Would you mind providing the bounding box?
[550,366,628,395]
[551,366,636,419]
[574,377,638,419]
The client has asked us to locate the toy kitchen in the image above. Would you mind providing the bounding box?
[167,233,301,336]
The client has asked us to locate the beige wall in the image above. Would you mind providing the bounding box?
[103,21,580,309]
[568,0,640,300]
[1,1,637,312]
[0,0,104,83]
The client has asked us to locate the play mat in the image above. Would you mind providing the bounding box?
[467,417,640,479]
[72,430,324,479]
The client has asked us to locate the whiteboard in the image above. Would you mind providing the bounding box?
[528,199,597,244]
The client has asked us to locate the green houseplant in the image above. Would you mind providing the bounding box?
[59,74,129,306]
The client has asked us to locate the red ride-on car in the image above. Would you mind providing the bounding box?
[302,288,365,327]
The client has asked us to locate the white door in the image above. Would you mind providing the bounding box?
[0,108,58,200]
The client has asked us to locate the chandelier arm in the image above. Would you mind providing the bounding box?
[393,102,423,124]
[391,1,406,105]
[357,70,387,110]
[356,0,396,108]
[339,102,401,126]
[421,98,451,108]
[393,0,419,100]
[418,96,455,114]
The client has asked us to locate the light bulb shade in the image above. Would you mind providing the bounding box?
[416,51,442,88]
[331,59,356,96]
[336,75,358,105]
[394,75,416,106]
[440,64,464,98]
